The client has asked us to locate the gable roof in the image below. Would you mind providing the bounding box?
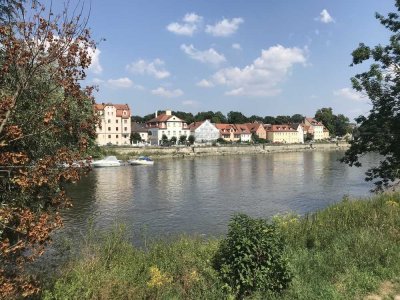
[305,117,323,126]
[265,124,297,132]
[94,103,131,118]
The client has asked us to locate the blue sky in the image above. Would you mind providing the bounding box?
[56,0,394,119]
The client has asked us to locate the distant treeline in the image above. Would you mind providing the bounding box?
[131,111,306,126]
[131,107,353,137]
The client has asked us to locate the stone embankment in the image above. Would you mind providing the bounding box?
[111,142,350,159]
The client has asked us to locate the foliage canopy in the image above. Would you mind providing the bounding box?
[342,0,400,191]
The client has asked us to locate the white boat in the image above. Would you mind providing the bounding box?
[128,156,154,166]
[91,156,121,168]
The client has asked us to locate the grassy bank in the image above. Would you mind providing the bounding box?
[43,193,400,299]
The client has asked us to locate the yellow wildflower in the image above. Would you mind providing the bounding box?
[147,266,172,288]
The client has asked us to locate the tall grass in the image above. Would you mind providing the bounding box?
[43,193,400,299]
[42,226,225,299]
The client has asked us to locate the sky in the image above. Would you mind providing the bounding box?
[49,0,395,120]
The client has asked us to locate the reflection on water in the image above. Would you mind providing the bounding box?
[63,151,376,239]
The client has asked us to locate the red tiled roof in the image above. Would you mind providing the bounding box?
[147,114,172,123]
[265,124,297,132]
[305,117,323,126]
[188,121,205,131]
[94,103,131,119]
[215,123,250,134]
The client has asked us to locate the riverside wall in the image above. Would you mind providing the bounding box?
[110,142,350,159]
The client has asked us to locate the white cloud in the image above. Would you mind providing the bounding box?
[167,13,202,36]
[107,77,133,88]
[92,78,104,84]
[232,43,242,50]
[316,9,334,24]
[334,88,364,101]
[183,13,202,23]
[182,100,199,107]
[151,87,184,98]
[88,48,103,74]
[196,79,214,88]
[206,17,244,37]
[126,59,170,79]
[202,44,307,97]
[180,44,226,65]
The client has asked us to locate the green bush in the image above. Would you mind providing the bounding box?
[213,214,292,298]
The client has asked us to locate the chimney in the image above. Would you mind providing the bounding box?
[166,109,172,116]
[155,110,158,118]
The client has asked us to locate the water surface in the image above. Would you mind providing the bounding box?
[63,151,375,239]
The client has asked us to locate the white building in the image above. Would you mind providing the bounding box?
[94,103,131,146]
[189,120,220,143]
[304,117,326,140]
[291,123,305,143]
[146,110,191,145]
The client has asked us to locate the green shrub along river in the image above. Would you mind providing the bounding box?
[43,193,400,299]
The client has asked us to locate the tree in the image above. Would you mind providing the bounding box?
[161,134,168,145]
[275,115,291,124]
[173,111,194,124]
[263,116,276,125]
[315,107,335,135]
[179,135,187,144]
[0,1,96,296]
[188,135,195,145]
[335,114,350,137]
[170,136,177,145]
[227,111,247,124]
[130,132,142,144]
[342,1,400,191]
[290,114,304,124]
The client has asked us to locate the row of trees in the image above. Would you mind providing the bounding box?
[132,109,352,137]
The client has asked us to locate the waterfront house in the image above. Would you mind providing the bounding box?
[188,120,220,143]
[244,122,267,140]
[265,124,299,143]
[146,110,191,145]
[131,122,149,144]
[94,103,131,146]
[290,123,305,144]
[215,124,251,142]
[304,117,328,140]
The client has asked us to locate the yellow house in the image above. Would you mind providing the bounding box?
[265,124,299,143]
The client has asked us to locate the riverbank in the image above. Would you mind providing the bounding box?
[95,142,350,160]
[43,192,400,299]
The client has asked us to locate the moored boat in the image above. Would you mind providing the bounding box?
[128,156,154,165]
[91,156,121,167]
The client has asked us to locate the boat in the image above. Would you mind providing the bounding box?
[91,156,121,167]
[128,156,154,166]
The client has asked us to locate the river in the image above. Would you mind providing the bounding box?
[62,150,376,240]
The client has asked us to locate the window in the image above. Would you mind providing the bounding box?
[108,135,111,138]
[108,127,111,131]
[116,135,119,138]
[108,119,111,123]
[124,127,127,131]
[124,120,127,124]
[116,119,119,123]
[116,127,119,131]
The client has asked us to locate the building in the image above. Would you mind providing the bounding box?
[265,124,299,143]
[304,117,327,140]
[188,120,220,143]
[94,103,131,146]
[131,122,149,144]
[290,123,305,144]
[244,123,267,140]
[146,110,191,145]
[215,124,251,142]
